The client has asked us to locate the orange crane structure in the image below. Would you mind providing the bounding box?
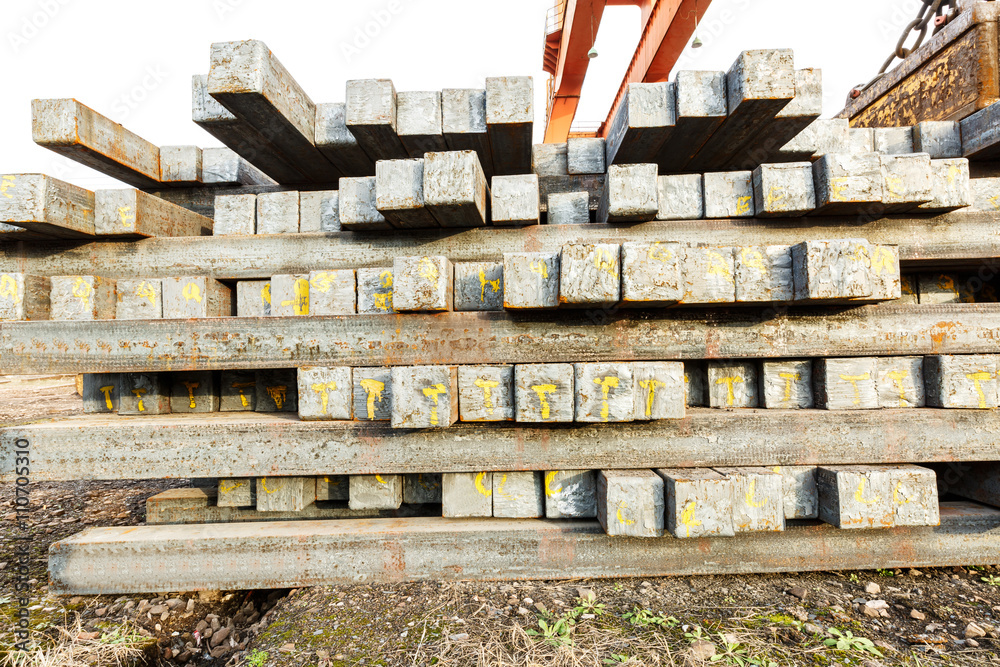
[542,0,713,143]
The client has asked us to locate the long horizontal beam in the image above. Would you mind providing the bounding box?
[3,212,1000,280]
[47,503,1000,594]
[4,409,999,481]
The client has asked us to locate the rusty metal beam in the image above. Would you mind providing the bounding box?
[47,502,1000,593]
[5,409,1000,482]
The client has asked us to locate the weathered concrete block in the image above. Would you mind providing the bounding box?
[442,88,492,178]
[773,465,818,519]
[684,361,708,407]
[255,369,298,413]
[493,472,545,518]
[297,366,352,420]
[220,370,256,412]
[339,177,391,230]
[83,373,119,414]
[971,176,1000,213]
[811,153,882,215]
[656,174,704,220]
[531,142,567,176]
[633,361,685,420]
[574,362,634,423]
[353,367,392,421]
[218,478,255,507]
[159,145,202,184]
[597,470,664,538]
[442,472,493,517]
[879,153,932,212]
[396,91,447,157]
[256,477,316,512]
[567,138,606,174]
[390,365,458,428]
[515,363,575,423]
[256,191,299,234]
[0,273,49,321]
[308,270,356,315]
[115,279,162,320]
[375,158,438,228]
[357,268,396,314]
[848,127,874,154]
[213,194,256,235]
[453,261,503,311]
[919,158,972,213]
[202,147,273,186]
[544,470,597,519]
[315,101,376,177]
[866,244,902,301]
[873,126,914,155]
[170,371,218,413]
[813,357,879,410]
[546,192,590,225]
[760,360,813,409]
[914,121,962,158]
[752,163,815,217]
[658,468,734,538]
[876,356,924,408]
[458,365,513,421]
[403,473,442,504]
[682,246,736,304]
[734,245,794,302]
[345,78,408,162]
[236,280,271,317]
[490,174,539,226]
[791,239,873,301]
[270,274,310,317]
[392,256,452,312]
[924,355,999,409]
[917,273,964,304]
[707,361,759,408]
[817,465,893,529]
[50,276,115,321]
[118,373,169,415]
[349,474,403,510]
[714,467,785,533]
[423,150,489,227]
[780,118,850,160]
[704,171,754,219]
[299,190,339,233]
[162,277,231,318]
[503,252,559,309]
[886,465,940,526]
[559,243,621,305]
[316,475,349,502]
[620,241,682,306]
[599,164,658,223]
[605,81,675,166]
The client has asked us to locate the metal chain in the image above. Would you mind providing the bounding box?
[848,0,958,103]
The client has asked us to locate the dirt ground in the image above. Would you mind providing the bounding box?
[2,376,1000,667]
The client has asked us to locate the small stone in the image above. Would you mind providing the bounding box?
[148,605,168,615]
[523,597,534,605]
[689,639,717,661]
[866,600,889,611]
[77,631,100,641]
[279,642,295,653]
[968,638,980,648]
[803,623,823,635]
[203,628,213,639]
[95,607,107,617]
[965,622,987,638]
[176,651,192,663]
[448,633,469,641]
[790,607,809,622]
[166,598,185,610]
[909,569,923,577]
[517,607,529,616]
[910,609,926,621]
[866,582,882,596]
[863,606,881,618]
[210,627,230,647]
[789,587,808,600]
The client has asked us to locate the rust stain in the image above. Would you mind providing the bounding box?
[929,321,958,354]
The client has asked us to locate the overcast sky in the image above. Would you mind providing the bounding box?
[1,0,924,190]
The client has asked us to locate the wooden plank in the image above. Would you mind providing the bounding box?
[0,174,95,239]
[46,503,1000,593]
[3,211,1000,280]
[95,189,212,238]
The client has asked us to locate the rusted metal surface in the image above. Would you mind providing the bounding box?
[6,408,1000,482]
[0,174,95,240]
[95,189,212,238]
[46,503,1000,593]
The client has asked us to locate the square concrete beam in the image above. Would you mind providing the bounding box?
[879,153,932,213]
[658,71,726,170]
[791,239,873,301]
[490,174,539,226]
[307,270,356,315]
[887,465,940,527]
[707,361,759,408]
[170,371,218,413]
[621,241,682,306]
[218,478,255,507]
[734,245,794,302]
[865,244,902,301]
[544,470,598,519]
[515,363,574,422]
[403,473,442,504]
[814,357,879,410]
[656,174,704,220]
[817,465,893,529]
[297,366,352,420]
[633,361,685,420]
[202,147,274,186]
[396,91,447,158]
[236,280,271,317]
[873,126,914,155]
[299,190,340,233]
[442,472,493,517]
[339,176,392,231]
[559,243,621,305]
[773,465,818,519]
[876,356,925,408]
[749,68,823,166]
[567,138,605,175]
[0,273,49,321]
[83,373,119,414]
[598,164,658,223]
[760,360,813,409]
[575,362,634,423]
[598,469,664,537]
[779,119,850,161]
[454,261,503,311]
[605,82,675,166]
[162,277,231,318]
[115,279,163,320]
[685,361,708,407]
[257,477,317,512]
[357,267,396,314]
[752,163,815,217]
[503,252,559,309]
[349,474,403,510]
[118,373,170,415]
[547,192,590,224]
[849,127,874,155]
[96,188,212,238]
[704,171,754,219]
[486,76,533,176]
[256,191,300,234]
[315,102,376,177]
[811,153,882,216]
[255,369,298,413]
[714,467,785,533]
[270,274,310,317]
[159,145,202,185]
[220,370,257,412]
[924,355,999,409]
[914,121,962,158]
[532,143,567,176]
[390,365,458,428]
[50,276,115,321]
[214,194,256,236]
[376,158,439,228]
[423,151,489,227]
[0,174,95,239]
[353,367,392,421]
[392,256,453,311]
[658,467,735,538]
[442,89,493,179]
[458,365,514,421]
[918,158,972,213]
[493,471,544,518]
[682,246,736,304]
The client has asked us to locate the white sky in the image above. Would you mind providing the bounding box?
[1,0,924,190]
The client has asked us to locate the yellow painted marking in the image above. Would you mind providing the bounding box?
[478,268,501,302]
[494,473,521,500]
[884,174,904,197]
[886,369,910,407]
[310,271,334,293]
[475,472,492,497]
[829,177,850,202]
[219,480,245,494]
[232,381,254,407]
[966,371,993,409]
[182,282,203,303]
[530,384,557,419]
[778,372,800,404]
[706,251,732,281]
[715,376,743,407]
[870,247,896,276]
[266,385,288,410]
[593,375,619,421]
[647,242,673,262]
[375,474,387,485]
[616,500,635,527]
[544,471,561,497]
[680,501,702,537]
[735,195,752,216]
[765,185,784,209]
[839,373,871,405]
[772,466,782,474]
[947,163,962,184]
[130,387,147,412]
[261,283,271,306]
[893,480,911,506]
[0,175,15,198]
[474,377,500,415]
[311,381,337,413]
[855,478,881,505]
[183,381,200,409]
[99,385,115,410]
[281,278,309,315]
[135,281,156,306]
[417,257,439,289]
[529,260,548,279]
[745,478,767,508]
[360,378,386,419]
[259,477,281,494]
[847,243,871,267]
[990,194,1000,211]
[71,277,92,311]
[379,270,393,288]
[0,274,19,303]
[593,247,617,276]
[117,205,135,229]
[422,383,447,425]
[638,378,665,418]
[373,291,393,312]
[741,247,767,272]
